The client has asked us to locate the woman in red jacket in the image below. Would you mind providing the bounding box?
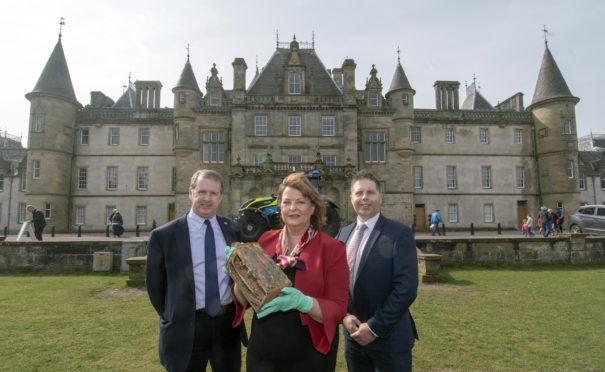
[231,172,349,371]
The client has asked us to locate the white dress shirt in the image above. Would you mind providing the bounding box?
[187,210,232,310]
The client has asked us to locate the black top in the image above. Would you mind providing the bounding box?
[246,265,339,372]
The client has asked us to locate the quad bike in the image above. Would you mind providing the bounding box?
[236,174,341,242]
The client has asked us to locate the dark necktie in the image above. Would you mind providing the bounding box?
[204,220,220,317]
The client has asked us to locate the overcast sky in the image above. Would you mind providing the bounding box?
[1,0,603,145]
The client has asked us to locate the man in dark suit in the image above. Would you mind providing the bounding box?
[146,169,245,372]
[337,170,418,372]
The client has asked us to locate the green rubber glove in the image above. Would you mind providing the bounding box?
[257,287,314,318]
[222,245,235,274]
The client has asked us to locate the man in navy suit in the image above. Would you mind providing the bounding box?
[146,169,245,372]
[337,170,418,372]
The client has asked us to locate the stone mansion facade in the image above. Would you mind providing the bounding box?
[12,35,604,233]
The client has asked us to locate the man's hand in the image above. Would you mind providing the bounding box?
[343,314,361,334]
[350,322,377,346]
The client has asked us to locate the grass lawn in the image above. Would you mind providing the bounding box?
[1,265,603,371]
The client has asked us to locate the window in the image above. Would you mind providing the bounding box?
[32,160,40,179]
[20,173,26,191]
[109,128,119,146]
[480,128,489,144]
[411,127,421,143]
[567,160,574,178]
[516,167,525,188]
[77,168,87,190]
[601,174,605,189]
[174,124,179,141]
[578,172,586,190]
[414,166,423,189]
[484,204,494,223]
[179,92,186,104]
[136,206,147,225]
[44,203,51,219]
[171,167,177,192]
[18,203,26,223]
[445,128,454,144]
[402,94,409,106]
[564,120,572,134]
[209,92,219,106]
[137,167,148,190]
[447,166,457,189]
[139,128,150,146]
[448,204,458,223]
[76,207,85,225]
[252,153,266,166]
[0,175,3,191]
[107,167,117,190]
[288,155,302,163]
[81,128,89,145]
[202,132,225,163]
[364,132,386,163]
[322,155,336,166]
[369,93,378,107]
[288,73,301,94]
[254,116,268,136]
[34,116,43,132]
[288,116,301,136]
[514,129,522,144]
[322,116,335,136]
[106,206,115,225]
[481,166,491,188]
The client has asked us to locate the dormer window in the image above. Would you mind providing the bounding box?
[369,94,378,107]
[402,94,409,106]
[179,92,186,104]
[210,92,219,106]
[288,73,301,94]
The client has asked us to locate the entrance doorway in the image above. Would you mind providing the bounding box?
[517,200,527,229]
[415,204,426,230]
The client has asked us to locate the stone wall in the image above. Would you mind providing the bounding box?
[416,234,605,265]
[1,234,603,272]
[0,240,148,272]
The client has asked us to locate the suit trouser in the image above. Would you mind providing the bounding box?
[184,303,241,372]
[344,337,412,372]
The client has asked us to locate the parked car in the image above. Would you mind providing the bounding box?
[565,205,605,235]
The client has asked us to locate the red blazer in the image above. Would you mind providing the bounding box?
[232,229,349,354]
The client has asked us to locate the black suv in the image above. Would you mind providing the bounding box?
[566,205,605,235]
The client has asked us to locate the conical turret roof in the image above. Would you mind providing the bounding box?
[530,46,575,106]
[174,57,200,92]
[386,61,413,97]
[29,38,77,102]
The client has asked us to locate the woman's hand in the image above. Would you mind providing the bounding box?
[257,287,314,318]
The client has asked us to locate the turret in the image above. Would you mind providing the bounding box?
[527,43,580,209]
[204,64,224,107]
[25,36,81,232]
[383,53,415,223]
[172,55,201,152]
[386,57,415,119]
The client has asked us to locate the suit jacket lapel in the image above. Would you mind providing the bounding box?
[356,214,385,281]
[339,223,355,243]
[216,215,235,245]
[174,216,195,294]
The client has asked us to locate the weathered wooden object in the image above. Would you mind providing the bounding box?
[226,242,291,312]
